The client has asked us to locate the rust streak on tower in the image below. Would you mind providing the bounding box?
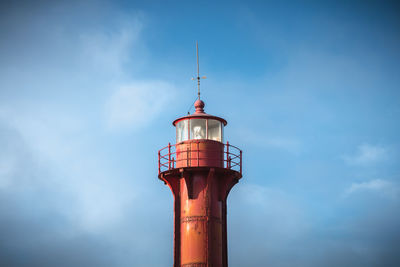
[158,48,243,266]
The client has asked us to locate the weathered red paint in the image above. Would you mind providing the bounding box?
[158,100,242,267]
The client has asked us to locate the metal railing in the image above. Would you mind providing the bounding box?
[158,141,242,175]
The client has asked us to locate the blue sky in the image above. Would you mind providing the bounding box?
[0,0,399,266]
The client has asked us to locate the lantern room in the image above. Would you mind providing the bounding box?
[173,99,227,143]
[158,99,241,173]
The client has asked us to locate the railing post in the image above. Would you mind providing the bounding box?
[158,151,161,174]
[168,143,171,170]
[240,150,242,174]
[187,144,190,167]
[172,157,175,169]
[226,141,229,169]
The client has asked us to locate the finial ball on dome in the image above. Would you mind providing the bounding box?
[194,99,205,113]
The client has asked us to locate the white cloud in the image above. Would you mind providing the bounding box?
[0,9,160,233]
[0,107,136,232]
[345,179,399,199]
[78,14,176,132]
[105,81,175,131]
[79,16,143,76]
[342,144,387,165]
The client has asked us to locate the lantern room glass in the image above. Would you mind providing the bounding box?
[190,119,206,139]
[208,119,223,142]
[176,118,224,143]
[176,120,188,143]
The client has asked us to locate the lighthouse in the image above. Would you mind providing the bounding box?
[158,44,243,267]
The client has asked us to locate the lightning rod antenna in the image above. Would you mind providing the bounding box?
[192,41,206,100]
[197,41,200,100]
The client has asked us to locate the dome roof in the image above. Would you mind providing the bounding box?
[172,99,227,126]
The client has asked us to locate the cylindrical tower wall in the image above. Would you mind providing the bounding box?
[180,171,224,266]
[176,141,224,169]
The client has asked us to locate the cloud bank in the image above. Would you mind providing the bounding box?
[105,81,176,131]
[343,144,388,166]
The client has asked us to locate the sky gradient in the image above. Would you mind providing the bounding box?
[1,0,400,266]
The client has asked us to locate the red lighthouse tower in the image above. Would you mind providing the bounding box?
[158,46,242,267]
[158,98,242,266]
